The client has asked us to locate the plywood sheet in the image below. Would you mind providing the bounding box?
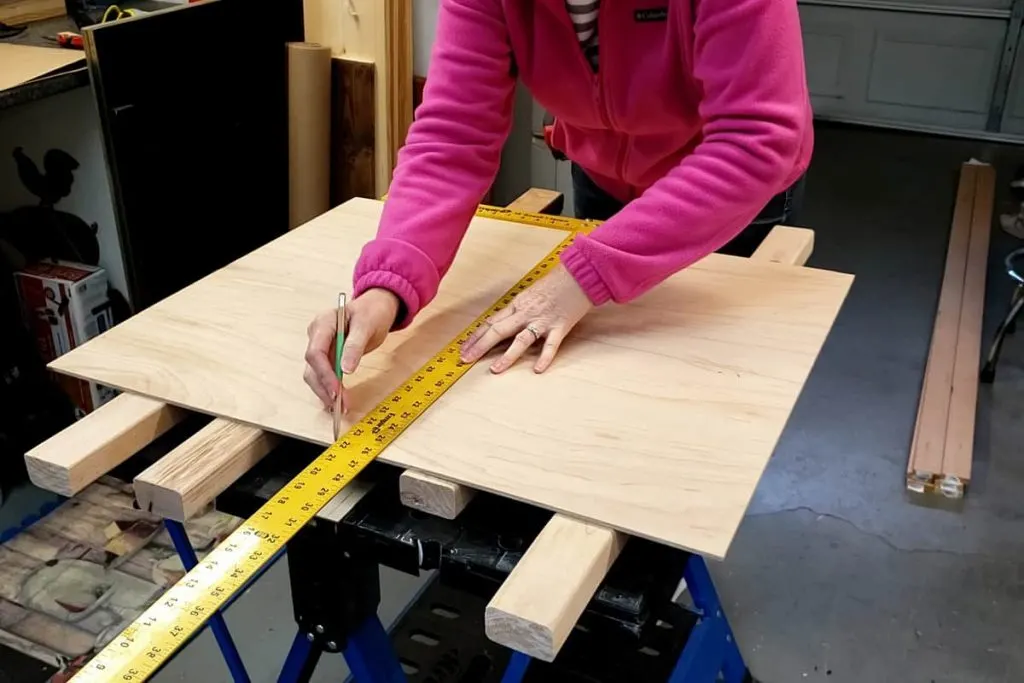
[0,45,83,93]
[50,199,853,558]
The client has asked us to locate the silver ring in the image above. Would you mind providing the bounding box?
[525,324,542,341]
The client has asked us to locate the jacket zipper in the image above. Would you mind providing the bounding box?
[564,1,631,189]
[596,6,630,188]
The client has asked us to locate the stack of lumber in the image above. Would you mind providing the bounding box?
[906,162,995,500]
[25,189,852,661]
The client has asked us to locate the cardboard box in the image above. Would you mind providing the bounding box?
[14,260,116,416]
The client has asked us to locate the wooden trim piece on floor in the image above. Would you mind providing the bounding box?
[906,163,977,492]
[133,419,280,523]
[481,223,817,662]
[24,393,187,497]
[907,162,994,499]
[941,164,994,496]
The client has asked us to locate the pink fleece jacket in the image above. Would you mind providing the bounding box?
[354,0,813,327]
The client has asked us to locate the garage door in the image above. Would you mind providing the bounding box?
[800,0,1024,138]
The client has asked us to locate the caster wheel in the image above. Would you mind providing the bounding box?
[980,365,996,383]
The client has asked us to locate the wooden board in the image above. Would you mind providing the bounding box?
[0,0,65,26]
[908,163,977,484]
[0,44,83,93]
[134,419,280,522]
[907,162,993,498]
[483,223,818,661]
[943,164,994,487]
[49,198,853,557]
[25,394,186,497]
[304,0,412,195]
[330,57,376,205]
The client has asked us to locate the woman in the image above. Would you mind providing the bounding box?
[304,0,812,410]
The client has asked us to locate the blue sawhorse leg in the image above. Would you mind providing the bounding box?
[164,519,252,683]
[277,631,322,683]
[342,615,407,683]
[500,651,532,683]
[669,554,749,683]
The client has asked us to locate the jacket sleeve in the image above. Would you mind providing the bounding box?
[352,0,516,328]
[559,0,812,305]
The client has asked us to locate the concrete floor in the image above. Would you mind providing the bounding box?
[5,123,1024,682]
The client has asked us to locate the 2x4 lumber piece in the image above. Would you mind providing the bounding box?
[398,188,568,519]
[906,163,985,496]
[485,516,626,662]
[399,471,475,520]
[483,224,816,661]
[25,393,187,497]
[134,419,280,523]
[942,163,994,496]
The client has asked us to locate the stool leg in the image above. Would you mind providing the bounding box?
[164,520,251,683]
[981,289,1024,383]
[1007,286,1023,335]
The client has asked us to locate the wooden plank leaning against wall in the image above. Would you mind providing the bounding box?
[305,0,413,198]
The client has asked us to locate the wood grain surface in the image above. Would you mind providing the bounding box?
[483,223,820,661]
[944,164,994,485]
[0,44,83,92]
[50,198,853,557]
[25,394,186,497]
[908,164,977,482]
[330,57,376,204]
[0,0,64,26]
[303,0,411,194]
[134,419,280,522]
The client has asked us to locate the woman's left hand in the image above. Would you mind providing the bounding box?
[460,264,593,374]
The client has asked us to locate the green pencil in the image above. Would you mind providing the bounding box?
[333,292,347,436]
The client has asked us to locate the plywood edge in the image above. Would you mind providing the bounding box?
[485,516,627,662]
[25,393,186,496]
[134,419,279,522]
[940,163,994,496]
[399,470,477,519]
[907,163,978,488]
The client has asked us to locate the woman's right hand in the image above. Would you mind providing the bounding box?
[303,288,401,411]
